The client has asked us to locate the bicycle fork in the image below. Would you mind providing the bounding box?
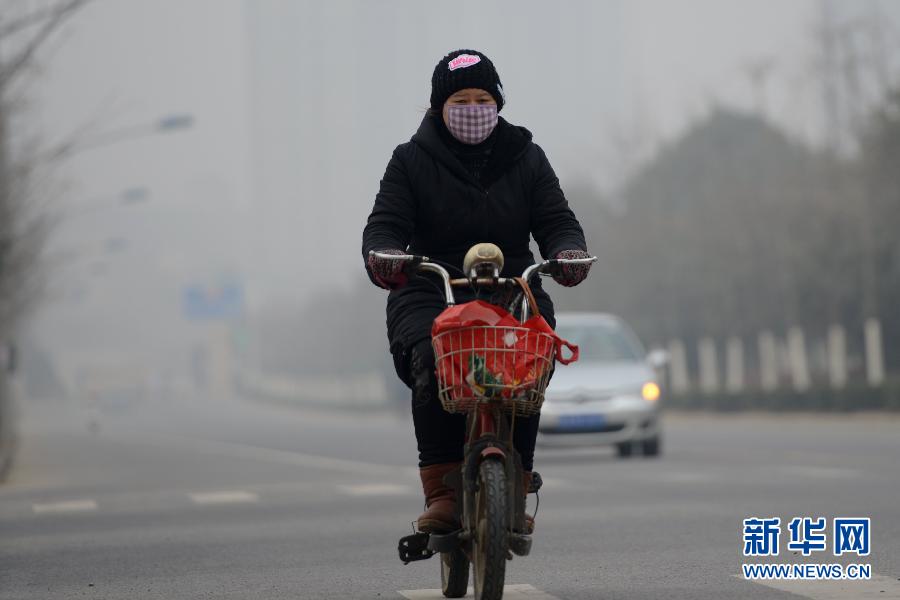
[460,404,532,556]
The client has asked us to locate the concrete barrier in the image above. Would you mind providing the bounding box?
[666,381,900,412]
[236,369,391,411]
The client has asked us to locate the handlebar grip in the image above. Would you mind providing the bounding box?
[554,256,597,265]
[368,250,430,263]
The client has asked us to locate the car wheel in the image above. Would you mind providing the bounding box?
[641,435,661,457]
[615,441,634,458]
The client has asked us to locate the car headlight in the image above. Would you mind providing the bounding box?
[641,382,661,402]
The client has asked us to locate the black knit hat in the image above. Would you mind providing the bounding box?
[430,49,505,112]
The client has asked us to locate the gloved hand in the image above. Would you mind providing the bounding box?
[552,249,592,287]
[367,249,409,290]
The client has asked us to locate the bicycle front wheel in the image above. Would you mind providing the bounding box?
[472,459,508,600]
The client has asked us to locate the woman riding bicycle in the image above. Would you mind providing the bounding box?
[362,49,590,535]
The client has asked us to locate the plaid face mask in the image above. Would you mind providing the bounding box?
[446,104,498,145]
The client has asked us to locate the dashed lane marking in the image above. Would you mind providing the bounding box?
[737,573,900,599]
[32,499,98,514]
[654,470,714,483]
[534,476,565,489]
[337,483,411,496]
[399,584,561,599]
[189,490,259,505]
[776,465,862,480]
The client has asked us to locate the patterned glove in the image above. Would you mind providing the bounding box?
[553,249,592,287]
[367,249,409,290]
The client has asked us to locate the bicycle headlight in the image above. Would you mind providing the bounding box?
[463,243,504,279]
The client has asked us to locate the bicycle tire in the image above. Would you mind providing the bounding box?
[440,548,469,598]
[472,459,508,600]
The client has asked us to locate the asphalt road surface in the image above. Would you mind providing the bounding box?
[1,395,899,600]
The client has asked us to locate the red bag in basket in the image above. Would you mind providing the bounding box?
[431,300,579,400]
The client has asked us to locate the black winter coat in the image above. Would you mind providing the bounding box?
[362,114,586,381]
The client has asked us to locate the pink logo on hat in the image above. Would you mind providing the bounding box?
[448,54,481,71]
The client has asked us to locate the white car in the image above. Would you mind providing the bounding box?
[538,312,664,457]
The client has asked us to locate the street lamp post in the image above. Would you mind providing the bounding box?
[44,113,195,162]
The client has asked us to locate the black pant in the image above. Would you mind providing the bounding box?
[408,339,541,471]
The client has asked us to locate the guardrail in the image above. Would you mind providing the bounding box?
[235,369,395,411]
[665,380,900,412]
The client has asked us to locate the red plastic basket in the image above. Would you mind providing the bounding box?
[432,324,557,416]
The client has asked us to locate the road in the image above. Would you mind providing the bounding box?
[1,395,899,599]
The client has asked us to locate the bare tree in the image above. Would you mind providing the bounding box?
[0,0,92,335]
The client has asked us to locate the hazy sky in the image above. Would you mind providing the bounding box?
[21,0,900,366]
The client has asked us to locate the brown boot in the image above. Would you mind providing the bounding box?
[417,462,461,533]
[523,471,535,534]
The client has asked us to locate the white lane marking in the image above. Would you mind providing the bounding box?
[399,584,560,599]
[738,573,900,599]
[777,465,861,479]
[337,483,411,496]
[32,499,98,514]
[189,490,259,505]
[654,470,713,483]
[535,476,566,489]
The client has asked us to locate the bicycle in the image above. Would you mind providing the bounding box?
[373,244,595,600]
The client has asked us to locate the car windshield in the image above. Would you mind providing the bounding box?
[554,322,643,362]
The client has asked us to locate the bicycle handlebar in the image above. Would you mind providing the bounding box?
[368,250,597,317]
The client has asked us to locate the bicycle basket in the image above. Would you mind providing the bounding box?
[432,324,557,416]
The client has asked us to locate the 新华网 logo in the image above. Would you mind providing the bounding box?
[741,516,871,581]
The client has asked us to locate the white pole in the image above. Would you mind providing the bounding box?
[725,336,745,393]
[668,339,690,394]
[864,318,885,386]
[758,331,779,392]
[827,324,847,389]
[698,337,719,393]
[787,326,811,391]
[208,322,234,400]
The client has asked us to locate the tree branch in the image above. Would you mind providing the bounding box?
[0,0,92,89]
[0,4,65,39]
